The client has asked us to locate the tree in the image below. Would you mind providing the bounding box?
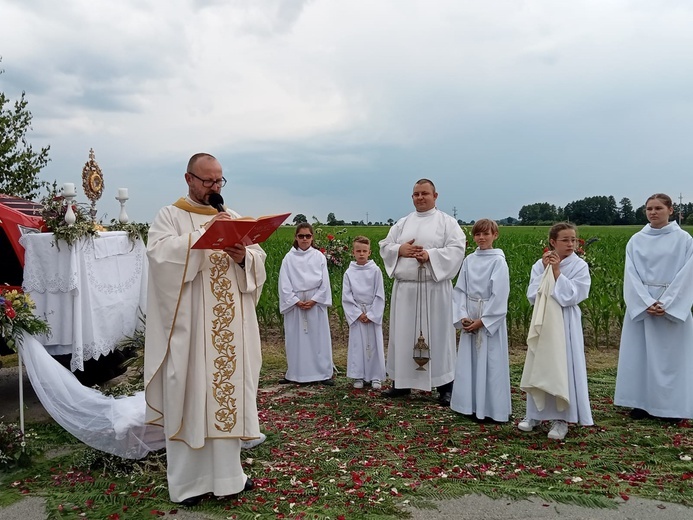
[387,218,394,226]
[618,197,635,225]
[563,196,619,225]
[326,212,337,225]
[518,202,559,224]
[634,205,647,224]
[0,60,50,199]
[293,213,307,224]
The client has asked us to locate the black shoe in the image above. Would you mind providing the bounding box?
[630,408,650,420]
[278,378,294,384]
[244,478,255,492]
[438,391,452,407]
[178,494,204,507]
[321,379,335,386]
[382,387,411,398]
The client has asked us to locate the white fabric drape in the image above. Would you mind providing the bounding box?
[520,266,569,412]
[20,332,165,459]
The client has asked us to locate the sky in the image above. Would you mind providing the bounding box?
[2,0,693,225]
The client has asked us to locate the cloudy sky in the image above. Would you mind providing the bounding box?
[2,0,693,224]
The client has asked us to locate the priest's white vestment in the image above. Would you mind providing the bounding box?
[279,246,333,382]
[144,198,265,502]
[525,254,593,425]
[614,222,693,419]
[379,208,466,390]
[450,248,511,422]
[342,260,386,384]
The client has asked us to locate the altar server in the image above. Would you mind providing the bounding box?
[343,236,386,390]
[518,222,593,440]
[615,193,693,422]
[450,219,511,422]
[379,178,466,406]
[278,223,334,385]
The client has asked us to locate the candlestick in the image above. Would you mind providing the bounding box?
[63,182,76,197]
[115,192,129,224]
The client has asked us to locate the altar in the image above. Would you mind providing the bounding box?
[19,231,147,372]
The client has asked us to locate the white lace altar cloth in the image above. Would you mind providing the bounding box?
[20,232,147,371]
[20,332,165,459]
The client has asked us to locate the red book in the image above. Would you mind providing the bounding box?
[192,212,291,249]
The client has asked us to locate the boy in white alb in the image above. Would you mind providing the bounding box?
[450,219,511,422]
[342,236,386,390]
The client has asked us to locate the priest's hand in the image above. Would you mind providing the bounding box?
[204,211,232,230]
[399,239,423,259]
[359,312,371,323]
[225,243,246,264]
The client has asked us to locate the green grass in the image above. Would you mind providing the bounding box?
[1,344,691,519]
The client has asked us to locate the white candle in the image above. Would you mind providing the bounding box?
[118,188,129,199]
[63,182,76,196]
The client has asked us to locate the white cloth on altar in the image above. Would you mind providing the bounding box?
[520,265,569,413]
[342,260,386,383]
[614,221,693,418]
[450,248,511,422]
[20,231,147,371]
[523,254,593,425]
[144,198,264,502]
[278,246,333,382]
[20,332,165,459]
[379,208,466,390]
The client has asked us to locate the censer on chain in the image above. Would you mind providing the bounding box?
[412,263,430,370]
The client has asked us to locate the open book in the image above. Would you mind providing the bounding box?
[192,212,291,249]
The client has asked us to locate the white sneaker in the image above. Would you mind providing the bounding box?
[241,432,266,450]
[353,379,364,389]
[548,420,568,440]
[518,417,541,432]
[372,380,382,390]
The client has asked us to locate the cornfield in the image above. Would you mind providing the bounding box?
[258,224,691,348]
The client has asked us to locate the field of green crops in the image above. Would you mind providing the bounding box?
[257,224,693,348]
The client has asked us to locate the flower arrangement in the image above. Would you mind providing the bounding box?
[0,287,51,352]
[313,227,352,271]
[0,421,37,468]
[40,183,98,246]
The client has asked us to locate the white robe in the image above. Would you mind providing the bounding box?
[342,260,386,383]
[614,222,693,419]
[279,246,333,382]
[450,248,511,422]
[144,198,265,502]
[379,208,466,390]
[524,254,593,425]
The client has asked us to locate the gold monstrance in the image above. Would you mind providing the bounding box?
[81,148,104,222]
[412,264,430,370]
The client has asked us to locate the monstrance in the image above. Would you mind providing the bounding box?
[81,148,104,222]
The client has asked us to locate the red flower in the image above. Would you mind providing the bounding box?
[320,248,326,254]
[543,247,549,253]
[5,307,16,319]
[327,234,335,241]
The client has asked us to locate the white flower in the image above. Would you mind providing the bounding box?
[680,454,692,462]
[571,476,583,483]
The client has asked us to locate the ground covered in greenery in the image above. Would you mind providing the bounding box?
[1,346,691,519]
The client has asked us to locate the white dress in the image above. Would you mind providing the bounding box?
[614,222,693,419]
[278,246,333,382]
[342,260,386,383]
[379,208,466,390]
[144,197,265,502]
[450,248,511,422]
[524,254,594,425]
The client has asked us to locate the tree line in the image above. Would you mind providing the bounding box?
[518,196,693,226]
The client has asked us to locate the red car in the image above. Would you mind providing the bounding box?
[0,194,45,291]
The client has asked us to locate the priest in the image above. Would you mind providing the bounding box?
[379,179,466,405]
[144,153,266,506]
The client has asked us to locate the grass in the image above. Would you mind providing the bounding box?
[1,336,691,519]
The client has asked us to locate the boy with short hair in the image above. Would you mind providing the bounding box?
[450,218,512,422]
[342,236,386,390]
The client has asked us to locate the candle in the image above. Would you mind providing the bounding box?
[63,183,76,196]
[118,188,129,199]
